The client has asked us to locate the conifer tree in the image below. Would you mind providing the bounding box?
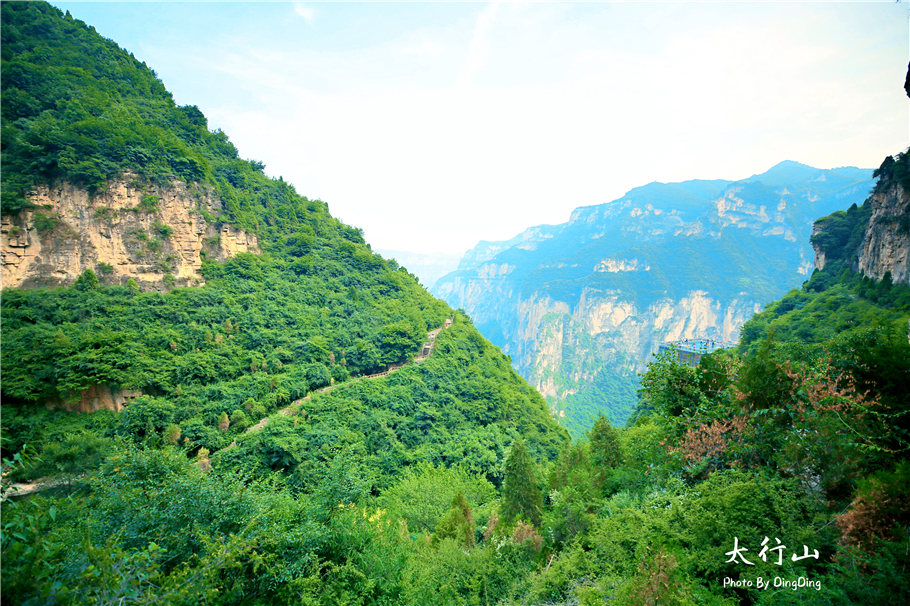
[589,415,623,469]
[501,438,543,527]
[589,414,624,495]
[433,491,475,548]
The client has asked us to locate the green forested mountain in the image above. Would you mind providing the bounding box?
[738,152,910,349]
[2,3,909,605]
[0,1,569,463]
[0,0,566,463]
[3,0,263,220]
[1,4,568,602]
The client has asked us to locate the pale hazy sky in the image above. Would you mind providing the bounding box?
[53,1,909,254]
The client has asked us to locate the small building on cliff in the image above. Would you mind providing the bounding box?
[658,338,737,366]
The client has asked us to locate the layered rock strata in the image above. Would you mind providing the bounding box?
[1,173,258,290]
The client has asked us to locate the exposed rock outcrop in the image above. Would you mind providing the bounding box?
[1,173,258,290]
[811,222,827,271]
[46,385,143,413]
[857,182,909,285]
[441,278,760,420]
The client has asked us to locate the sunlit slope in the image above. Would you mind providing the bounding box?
[1,1,569,484]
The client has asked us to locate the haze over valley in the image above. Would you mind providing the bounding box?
[432,162,877,434]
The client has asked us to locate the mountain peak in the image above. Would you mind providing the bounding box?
[746,160,821,186]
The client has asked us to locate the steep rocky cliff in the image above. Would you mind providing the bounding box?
[435,162,874,435]
[856,181,909,285]
[1,173,258,290]
[810,152,910,288]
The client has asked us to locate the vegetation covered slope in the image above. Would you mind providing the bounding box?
[0,0,566,470]
[3,3,908,605]
[738,150,910,350]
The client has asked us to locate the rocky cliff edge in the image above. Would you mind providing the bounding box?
[1,174,258,290]
[857,181,909,285]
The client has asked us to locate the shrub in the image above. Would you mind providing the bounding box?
[138,194,159,212]
[230,410,250,432]
[33,212,62,233]
[153,221,173,238]
[163,424,182,445]
[837,462,910,551]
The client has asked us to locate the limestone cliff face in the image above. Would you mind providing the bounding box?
[857,183,909,285]
[435,162,875,429]
[1,173,258,290]
[811,223,827,271]
[468,286,758,417]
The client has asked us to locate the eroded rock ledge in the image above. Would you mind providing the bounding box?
[46,385,143,413]
[1,173,258,290]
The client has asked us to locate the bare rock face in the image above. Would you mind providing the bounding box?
[46,386,143,413]
[1,173,258,290]
[857,183,910,285]
[810,222,827,271]
[503,289,758,419]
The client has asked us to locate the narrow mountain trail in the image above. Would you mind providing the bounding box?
[228,321,449,443]
[6,322,452,495]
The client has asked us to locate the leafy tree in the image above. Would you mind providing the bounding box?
[589,414,623,468]
[73,268,100,291]
[115,397,175,440]
[381,462,496,535]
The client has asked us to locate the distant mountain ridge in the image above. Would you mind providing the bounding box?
[433,161,875,436]
[374,249,461,290]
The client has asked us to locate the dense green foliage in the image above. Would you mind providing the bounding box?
[872,149,910,194]
[2,1,209,213]
[1,252,445,405]
[3,3,908,604]
[213,317,567,491]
